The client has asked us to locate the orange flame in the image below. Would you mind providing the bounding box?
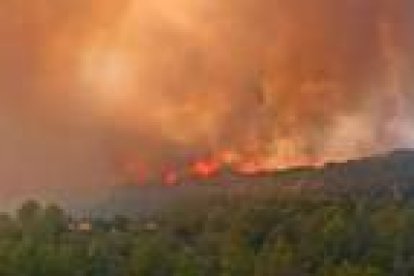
[191,158,220,178]
[162,167,179,186]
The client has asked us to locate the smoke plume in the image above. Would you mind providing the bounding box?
[0,0,414,195]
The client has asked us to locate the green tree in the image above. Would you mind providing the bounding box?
[219,225,255,276]
[17,200,41,227]
[42,204,67,237]
[319,262,384,276]
[128,235,174,276]
[255,237,300,276]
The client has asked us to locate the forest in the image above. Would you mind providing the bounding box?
[0,188,413,275]
[1,151,414,275]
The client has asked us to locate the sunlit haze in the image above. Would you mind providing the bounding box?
[0,0,413,201]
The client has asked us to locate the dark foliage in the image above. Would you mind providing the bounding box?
[3,150,414,275]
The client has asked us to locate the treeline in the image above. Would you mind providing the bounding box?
[1,185,414,275]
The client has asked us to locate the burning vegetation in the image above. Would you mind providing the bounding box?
[85,0,413,184]
[1,0,414,192]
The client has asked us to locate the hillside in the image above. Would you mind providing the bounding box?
[84,149,414,218]
[3,150,414,275]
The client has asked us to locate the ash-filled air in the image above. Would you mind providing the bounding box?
[0,0,414,195]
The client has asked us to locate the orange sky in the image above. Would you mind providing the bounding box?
[0,0,413,200]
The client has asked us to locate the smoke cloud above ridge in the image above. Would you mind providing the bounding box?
[0,0,414,195]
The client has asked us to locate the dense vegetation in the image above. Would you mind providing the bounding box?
[2,151,414,275]
[0,184,414,276]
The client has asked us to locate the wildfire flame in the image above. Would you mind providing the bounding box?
[2,0,413,189]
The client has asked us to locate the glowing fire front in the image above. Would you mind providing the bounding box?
[118,148,330,186]
[7,0,411,189]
